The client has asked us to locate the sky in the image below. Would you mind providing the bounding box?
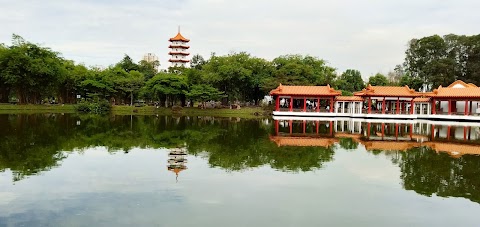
[1,0,479,78]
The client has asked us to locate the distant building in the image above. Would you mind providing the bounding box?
[142,53,159,71]
[142,53,158,63]
[168,28,190,67]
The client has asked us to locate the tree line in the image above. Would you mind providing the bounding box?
[1,33,479,106]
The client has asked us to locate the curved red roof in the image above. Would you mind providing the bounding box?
[168,52,190,56]
[270,84,341,96]
[169,59,190,63]
[169,32,190,42]
[169,45,190,49]
[354,85,420,97]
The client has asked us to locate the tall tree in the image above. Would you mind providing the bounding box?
[368,73,389,86]
[335,69,364,93]
[116,54,139,72]
[138,59,159,81]
[143,72,188,107]
[190,54,206,70]
[0,34,65,104]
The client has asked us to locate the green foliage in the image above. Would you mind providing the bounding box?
[404,34,480,89]
[368,73,389,86]
[138,59,159,81]
[335,69,364,92]
[186,84,224,104]
[190,54,206,70]
[75,100,111,114]
[340,90,354,96]
[0,34,65,104]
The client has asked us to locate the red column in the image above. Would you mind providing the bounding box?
[275,120,279,136]
[410,99,414,114]
[395,123,399,140]
[367,123,371,138]
[448,100,452,115]
[303,120,306,134]
[316,98,320,112]
[381,123,385,139]
[289,120,293,134]
[289,97,293,112]
[465,100,469,116]
[330,97,334,113]
[396,98,400,114]
[275,96,280,111]
[303,97,307,112]
[382,98,386,114]
[432,99,436,114]
[329,121,333,135]
[368,97,372,114]
[316,121,319,134]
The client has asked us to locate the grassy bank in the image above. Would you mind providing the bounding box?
[111,106,269,118]
[0,104,270,118]
[0,104,76,114]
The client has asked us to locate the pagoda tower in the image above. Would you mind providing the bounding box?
[168,28,190,67]
[167,147,188,182]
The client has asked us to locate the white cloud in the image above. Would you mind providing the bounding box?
[1,0,479,76]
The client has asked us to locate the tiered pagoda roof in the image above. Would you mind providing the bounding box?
[169,32,190,42]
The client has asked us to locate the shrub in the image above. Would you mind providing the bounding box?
[75,100,111,114]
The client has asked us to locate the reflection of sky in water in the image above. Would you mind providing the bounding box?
[1,146,480,227]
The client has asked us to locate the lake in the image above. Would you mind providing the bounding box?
[1,114,480,226]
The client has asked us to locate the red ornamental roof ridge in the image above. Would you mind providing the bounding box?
[269,84,341,96]
[447,80,478,88]
[429,86,480,98]
[169,32,190,42]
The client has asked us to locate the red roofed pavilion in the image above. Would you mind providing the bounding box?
[354,85,420,115]
[270,84,341,113]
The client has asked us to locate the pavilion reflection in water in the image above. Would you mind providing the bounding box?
[271,119,480,157]
[167,147,188,182]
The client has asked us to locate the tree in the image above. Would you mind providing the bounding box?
[268,55,336,88]
[116,54,139,72]
[186,84,224,108]
[368,73,389,86]
[202,52,253,104]
[0,44,9,102]
[143,72,188,107]
[115,70,145,106]
[138,60,159,81]
[335,69,364,93]
[190,54,206,70]
[0,34,65,104]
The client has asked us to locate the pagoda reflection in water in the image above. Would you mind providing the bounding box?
[167,147,188,182]
[271,118,480,157]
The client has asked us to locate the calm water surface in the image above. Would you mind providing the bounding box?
[1,114,480,227]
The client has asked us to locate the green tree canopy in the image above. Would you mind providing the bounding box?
[335,69,364,93]
[368,73,389,86]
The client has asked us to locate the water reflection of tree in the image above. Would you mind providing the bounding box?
[338,138,359,150]
[0,115,335,182]
[395,147,480,204]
